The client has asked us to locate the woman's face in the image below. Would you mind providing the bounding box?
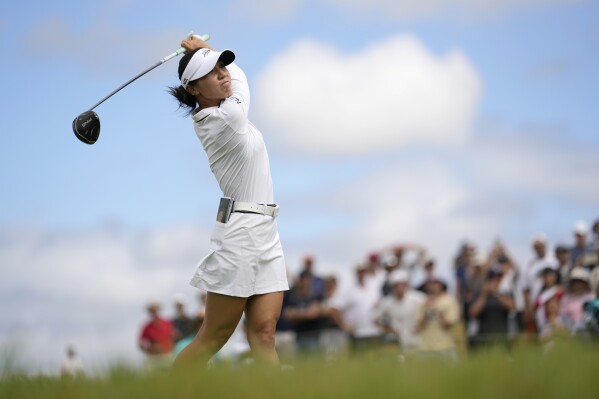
[188,61,232,102]
[571,279,589,294]
[543,271,558,287]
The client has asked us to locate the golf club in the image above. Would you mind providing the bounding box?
[72,33,210,145]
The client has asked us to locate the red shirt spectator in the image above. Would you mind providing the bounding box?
[139,302,174,355]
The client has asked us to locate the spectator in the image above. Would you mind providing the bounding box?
[422,258,436,283]
[329,264,383,355]
[522,234,554,336]
[415,277,460,360]
[463,254,486,337]
[534,267,564,336]
[592,219,599,251]
[591,258,599,297]
[319,275,349,360]
[365,251,384,280]
[415,258,440,292]
[539,296,568,346]
[284,270,324,355]
[373,270,426,354]
[560,268,594,334]
[171,294,195,345]
[393,244,427,286]
[469,269,515,350]
[571,221,594,269]
[364,252,386,300]
[454,242,476,320]
[138,300,174,370]
[493,254,524,339]
[60,346,84,377]
[555,245,573,284]
[380,254,400,297]
[300,254,325,298]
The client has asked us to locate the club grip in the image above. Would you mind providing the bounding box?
[192,33,211,41]
[174,32,211,56]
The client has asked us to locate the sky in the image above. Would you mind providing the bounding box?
[1,0,598,373]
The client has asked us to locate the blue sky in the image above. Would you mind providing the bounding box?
[1,0,598,373]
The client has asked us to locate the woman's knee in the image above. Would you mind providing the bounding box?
[247,319,277,346]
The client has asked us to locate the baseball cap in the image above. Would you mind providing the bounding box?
[389,269,409,285]
[569,267,590,283]
[532,233,547,244]
[173,293,186,305]
[382,254,399,268]
[574,221,589,236]
[145,299,161,310]
[473,253,487,267]
[181,48,235,89]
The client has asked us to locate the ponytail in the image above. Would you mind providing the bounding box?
[167,48,201,115]
[167,84,198,115]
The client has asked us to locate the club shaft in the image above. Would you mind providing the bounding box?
[87,58,167,111]
[86,33,209,112]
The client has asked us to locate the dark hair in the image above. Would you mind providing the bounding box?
[486,269,503,280]
[167,49,201,115]
[541,267,561,290]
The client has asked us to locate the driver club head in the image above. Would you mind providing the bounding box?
[72,111,101,145]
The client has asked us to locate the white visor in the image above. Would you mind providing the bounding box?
[180,48,235,89]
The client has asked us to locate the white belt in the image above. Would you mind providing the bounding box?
[233,201,279,218]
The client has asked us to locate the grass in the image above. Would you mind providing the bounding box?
[1,340,598,399]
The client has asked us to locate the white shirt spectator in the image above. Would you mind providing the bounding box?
[60,349,83,377]
[373,290,426,350]
[523,256,557,303]
[330,283,382,338]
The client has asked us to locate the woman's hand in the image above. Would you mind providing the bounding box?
[181,34,215,52]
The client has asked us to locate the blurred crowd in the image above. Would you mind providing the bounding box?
[133,219,599,369]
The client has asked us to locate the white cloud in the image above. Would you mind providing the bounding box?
[254,35,482,155]
[0,223,210,374]
[275,126,598,287]
[471,130,599,204]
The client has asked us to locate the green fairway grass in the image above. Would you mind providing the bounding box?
[2,341,598,399]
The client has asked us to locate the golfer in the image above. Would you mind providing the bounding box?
[169,35,289,367]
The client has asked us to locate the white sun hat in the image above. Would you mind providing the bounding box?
[181,48,235,89]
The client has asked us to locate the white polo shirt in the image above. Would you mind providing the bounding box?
[191,63,274,204]
[330,283,382,338]
[372,290,426,349]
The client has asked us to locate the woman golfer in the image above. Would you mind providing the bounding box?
[169,35,289,367]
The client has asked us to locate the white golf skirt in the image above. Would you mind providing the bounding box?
[190,212,289,297]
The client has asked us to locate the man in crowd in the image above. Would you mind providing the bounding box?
[373,269,426,355]
[415,277,460,360]
[555,245,573,284]
[329,264,383,355]
[571,221,596,269]
[522,234,555,336]
[60,346,84,377]
[171,294,195,345]
[284,270,325,355]
[469,269,515,351]
[138,300,174,370]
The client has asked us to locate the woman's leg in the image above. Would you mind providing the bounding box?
[244,291,284,365]
[173,291,247,369]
